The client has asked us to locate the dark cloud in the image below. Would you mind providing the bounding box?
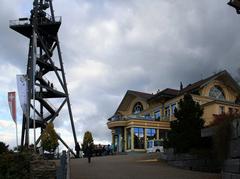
[1,0,240,147]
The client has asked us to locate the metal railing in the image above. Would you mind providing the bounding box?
[128,115,155,121]
[9,15,61,26]
[109,115,154,121]
[109,114,171,122]
[9,18,30,26]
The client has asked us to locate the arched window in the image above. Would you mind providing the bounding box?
[209,86,225,100]
[132,102,143,114]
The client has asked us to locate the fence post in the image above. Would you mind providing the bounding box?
[67,149,71,179]
[57,150,67,179]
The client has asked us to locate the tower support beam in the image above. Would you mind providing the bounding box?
[10,0,79,157]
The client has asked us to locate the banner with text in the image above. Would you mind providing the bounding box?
[16,75,28,116]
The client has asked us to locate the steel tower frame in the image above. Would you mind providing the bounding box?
[10,0,79,157]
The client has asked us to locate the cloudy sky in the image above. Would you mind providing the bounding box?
[0,0,240,150]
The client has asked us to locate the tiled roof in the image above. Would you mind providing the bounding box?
[127,90,153,99]
[178,70,228,95]
[148,88,179,101]
[114,90,153,114]
[161,88,179,96]
[148,70,233,102]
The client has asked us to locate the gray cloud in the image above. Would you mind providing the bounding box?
[1,0,240,148]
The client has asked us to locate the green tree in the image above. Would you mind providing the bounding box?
[82,131,94,153]
[168,93,204,153]
[0,141,9,154]
[41,123,59,153]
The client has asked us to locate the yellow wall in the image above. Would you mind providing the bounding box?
[114,79,240,127]
[201,80,237,102]
[203,103,240,125]
[118,97,149,116]
[202,104,218,125]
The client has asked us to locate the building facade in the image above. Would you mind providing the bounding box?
[107,70,240,152]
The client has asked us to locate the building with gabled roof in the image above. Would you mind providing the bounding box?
[107,70,240,153]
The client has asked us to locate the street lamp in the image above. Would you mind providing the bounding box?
[228,0,240,14]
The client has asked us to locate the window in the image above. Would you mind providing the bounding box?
[171,104,176,115]
[154,111,161,121]
[229,107,233,114]
[127,128,131,150]
[209,86,225,100]
[132,102,143,114]
[219,106,225,114]
[154,140,163,146]
[114,135,118,152]
[147,141,153,148]
[146,128,156,140]
[235,97,240,104]
[165,106,170,118]
[134,128,144,149]
[144,113,151,120]
[159,130,168,140]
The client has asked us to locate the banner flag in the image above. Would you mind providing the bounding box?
[8,92,16,124]
[16,75,28,116]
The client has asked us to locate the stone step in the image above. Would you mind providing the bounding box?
[230,138,240,158]
[223,159,240,174]
[222,172,240,179]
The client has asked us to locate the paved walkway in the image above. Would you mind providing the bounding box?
[70,153,221,179]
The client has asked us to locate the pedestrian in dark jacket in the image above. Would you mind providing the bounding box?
[75,142,80,158]
[85,143,93,163]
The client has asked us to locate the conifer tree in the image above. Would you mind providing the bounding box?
[168,93,204,153]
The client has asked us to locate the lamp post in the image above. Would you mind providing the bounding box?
[228,0,240,14]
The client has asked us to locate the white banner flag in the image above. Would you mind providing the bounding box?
[16,75,28,116]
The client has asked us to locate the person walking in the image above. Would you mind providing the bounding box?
[86,143,93,163]
[75,142,80,158]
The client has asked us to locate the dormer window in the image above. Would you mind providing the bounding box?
[132,102,143,114]
[209,86,225,100]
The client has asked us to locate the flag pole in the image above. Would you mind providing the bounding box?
[16,121,18,151]
[15,102,18,151]
[32,31,37,153]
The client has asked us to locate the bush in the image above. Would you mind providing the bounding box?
[213,117,232,163]
[0,151,32,179]
[0,142,9,154]
[210,112,240,127]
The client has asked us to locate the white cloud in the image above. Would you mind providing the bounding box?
[0,120,15,129]
[0,64,21,92]
[0,120,22,149]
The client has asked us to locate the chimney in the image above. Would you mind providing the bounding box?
[180,82,183,91]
